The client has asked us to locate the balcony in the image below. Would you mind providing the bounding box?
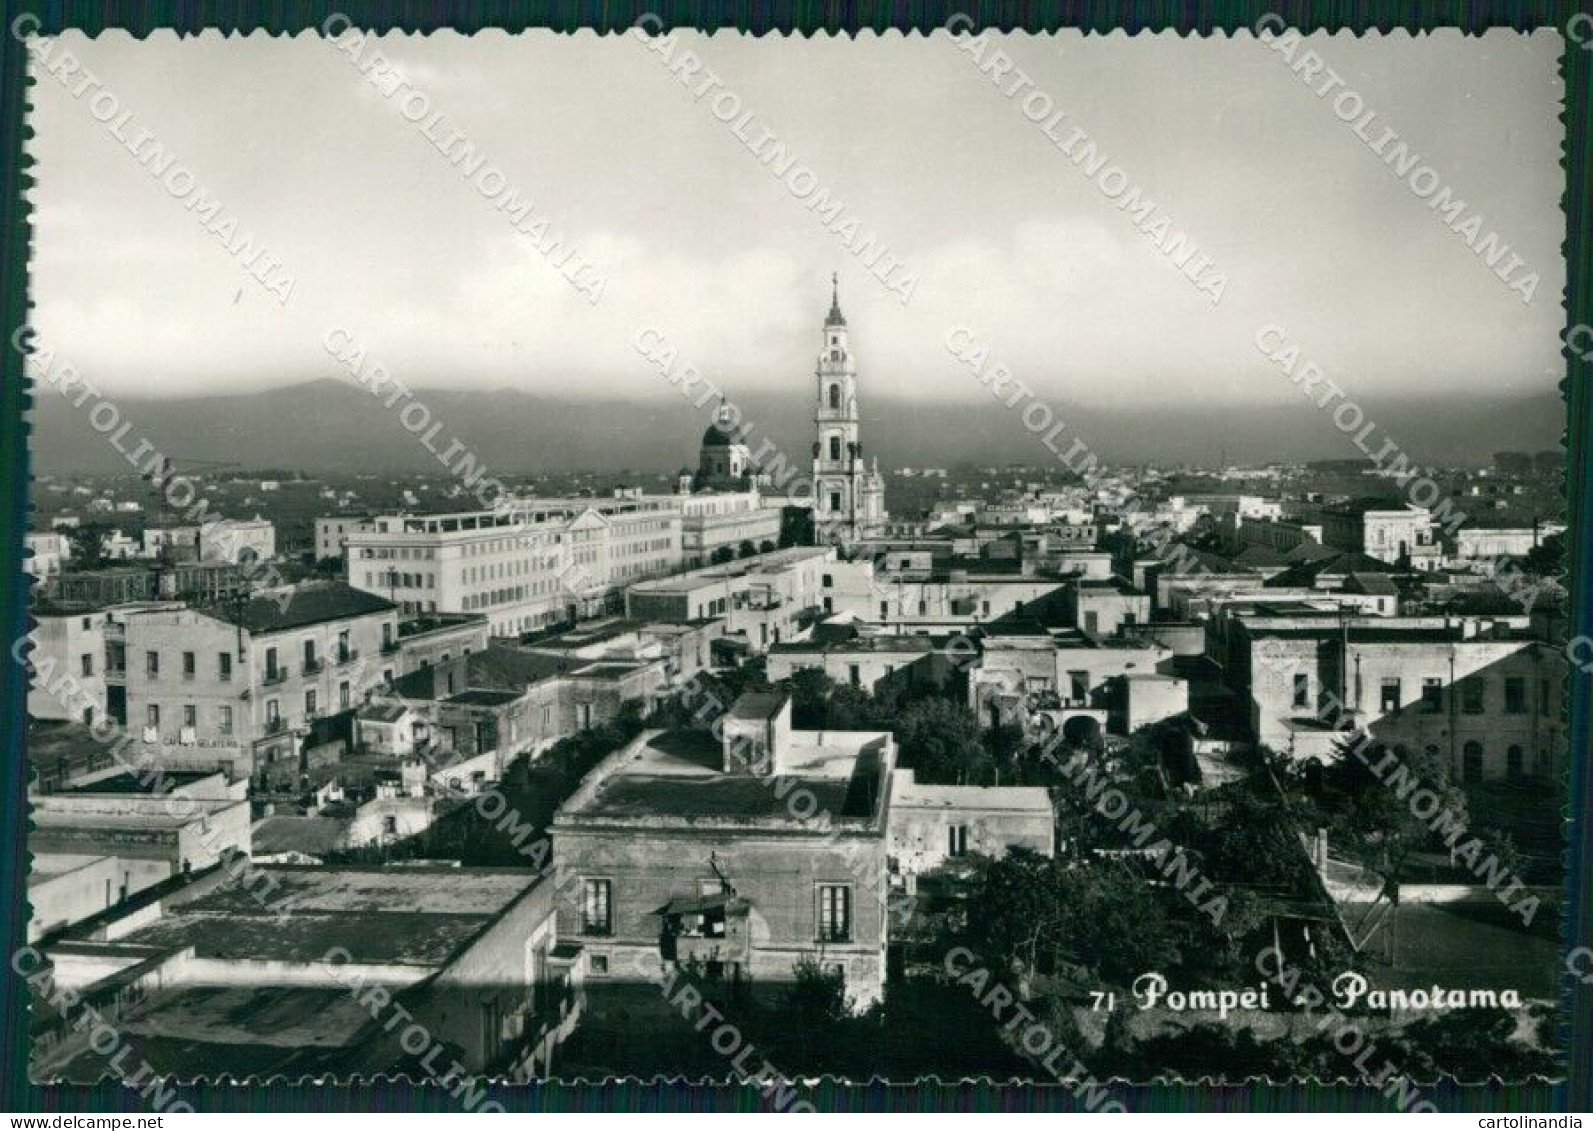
[380,641,399,656]
[672,932,750,966]
[264,717,287,735]
[302,658,323,676]
[336,648,361,666]
[261,666,290,686]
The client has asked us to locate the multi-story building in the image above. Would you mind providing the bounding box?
[393,611,492,674]
[767,630,973,697]
[1068,578,1153,637]
[314,514,374,562]
[199,516,277,564]
[810,277,887,544]
[27,598,110,725]
[109,582,399,779]
[345,497,682,635]
[28,770,251,933]
[819,559,1065,627]
[968,628,1175,739]
[1236,613,1564,777]
[516,618,723,687]
[25,530,70,579]
[1451,523,1564,562]
[32,867,583,1083]
[1237,516,1325,556]
[383,644,669,786]
[550,691,895,1008]
[142,524,200,561]
[669,490,784,568]
[1321,501,1441,569]
[625,546,832,625]
[887,769,1053,887]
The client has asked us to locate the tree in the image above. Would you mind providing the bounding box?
[1521,531,1563,575]
[759,539,777,554]
[788,668,836,729]
[982,724,1026,785]
[1166,784,1309,889]
[963,849,1181,985]
[709,546,735,565]
[1388,1007,1559,1082]
[65,521,112,569]
[737,540,759,559]
[1318,739,1467,874]
[894,698,991,785]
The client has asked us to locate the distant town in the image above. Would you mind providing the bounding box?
[23,289,1566,1086]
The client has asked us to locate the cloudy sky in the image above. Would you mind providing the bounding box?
[28,28,1564,408]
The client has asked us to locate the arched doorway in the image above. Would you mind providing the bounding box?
[1062,714,1101,748]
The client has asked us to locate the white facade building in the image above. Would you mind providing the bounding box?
[346,497,682,635]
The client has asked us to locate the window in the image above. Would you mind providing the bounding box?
[182,651,195,679]
[828,384,840,409]
[303,639,318,668]
[1069,670,1089,704]
[219,706,233,736]
[1379,678,1401,716]
[305,689,318,716]
[1507,744,1524,779]
[146,704,160,728]
[1504,677,1526,714]
[829,491,842,512]
[1420,678,1443,713]
[1292,673,1310,710]
[80,653,93,677]
[266,699,280,725]
[818,884,852,943]
[218,652,232,681]
[182,704,196,728]
[339,681,351,710]
[822,573,833,588]
[848,664,861,687]
[1462,741,1484,783]
[588,954,610,976]
[582,879,613,935]
[265,646,279,678]
[1461,678,1485,715]
[145,650,159,678]
[948,825,969,858]
[829,436,841,461]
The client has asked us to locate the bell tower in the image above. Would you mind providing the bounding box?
[811,274,885,545]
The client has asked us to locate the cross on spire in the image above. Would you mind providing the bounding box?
[825,272,847,327]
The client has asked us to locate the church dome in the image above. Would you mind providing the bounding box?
[701,419,739,448]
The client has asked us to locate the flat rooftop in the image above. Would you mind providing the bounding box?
[559,730,887,828]
[112,867,537,966]
[893,773,1051,815]
[627,546,830,595]
[56,770,217,795]
[38,986,386,1083]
